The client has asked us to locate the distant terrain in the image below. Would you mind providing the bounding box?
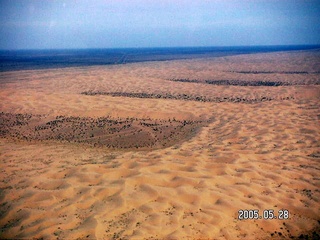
[1,45,319,72]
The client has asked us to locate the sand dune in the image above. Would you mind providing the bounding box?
[1,50,320,239]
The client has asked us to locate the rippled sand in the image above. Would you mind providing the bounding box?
[0,50,319,239]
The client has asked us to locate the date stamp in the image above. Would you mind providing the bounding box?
[237,209,289,220]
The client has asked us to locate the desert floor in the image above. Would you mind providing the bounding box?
[0,50,320,239]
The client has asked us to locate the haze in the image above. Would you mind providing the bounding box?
[0,0,320,49]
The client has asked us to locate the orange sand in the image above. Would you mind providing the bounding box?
[0,50,319,239]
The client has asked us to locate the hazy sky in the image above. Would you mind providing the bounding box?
[0,0,319,49]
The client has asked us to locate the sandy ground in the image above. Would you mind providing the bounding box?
[0,50,320,239]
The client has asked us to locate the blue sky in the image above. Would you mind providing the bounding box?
[0,0,319,49]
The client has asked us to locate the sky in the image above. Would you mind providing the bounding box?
[0,0,319,50]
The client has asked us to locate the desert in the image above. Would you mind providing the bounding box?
[0,49,320,239]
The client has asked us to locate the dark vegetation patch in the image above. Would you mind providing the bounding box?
[0,112,202,150]
[169,79,200,83]
[81,91,293,103]
[268,221,320,240]
[205,79,288,86]
[229,71,320,74]
[290,229,320,240]
[307,152,320,158]
[169,78,320,86]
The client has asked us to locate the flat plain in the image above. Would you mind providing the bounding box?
[0,50,319,239]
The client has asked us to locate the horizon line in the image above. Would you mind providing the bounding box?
[1,44,320,52]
